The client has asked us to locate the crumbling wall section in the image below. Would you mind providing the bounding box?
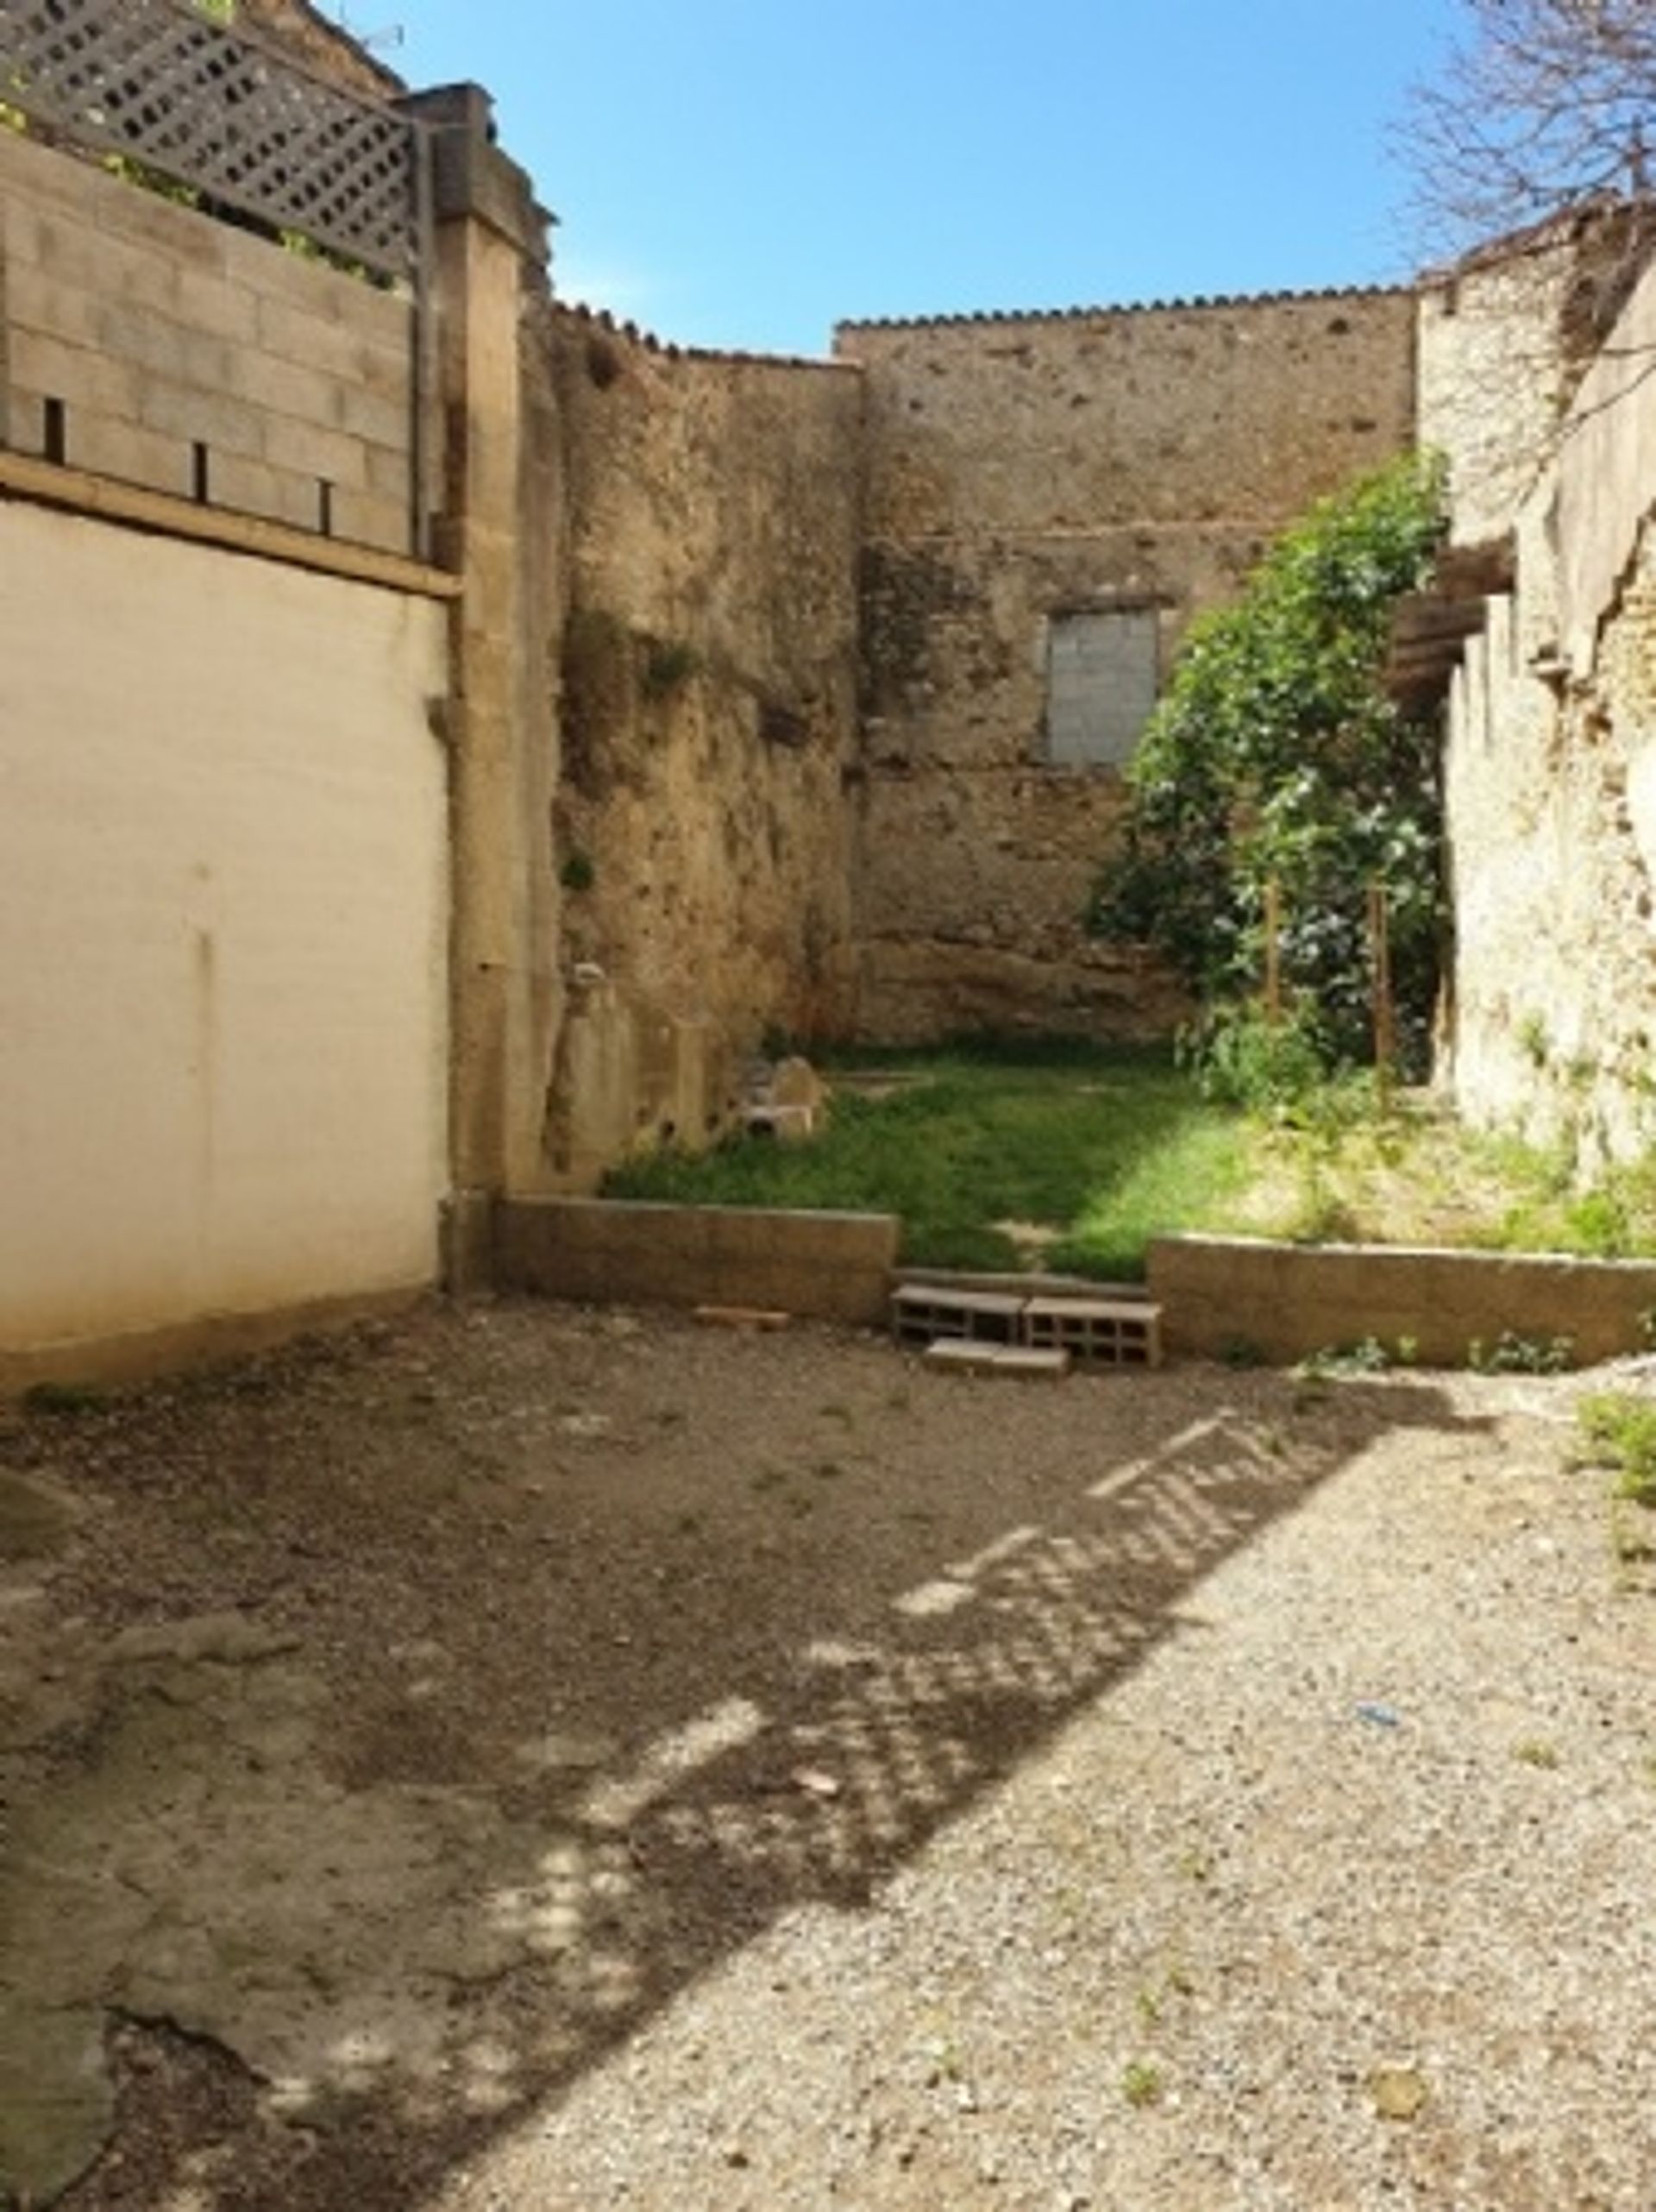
[1439,236,1656,1164]
[538,308,864,1178]
[836,291,1418,1041]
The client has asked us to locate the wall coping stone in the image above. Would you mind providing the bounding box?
[1147,1232,1656,1368]
[0,451,461,600]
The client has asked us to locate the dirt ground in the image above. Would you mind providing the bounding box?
[3,1297,1653,2210]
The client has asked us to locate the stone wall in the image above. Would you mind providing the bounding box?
[1438,235,1656,1166]
[1418,207,1656,555]
[237,0,405,101]
[836,291,1419,1040]
[0,125,416,553]
[538,307,864,1178]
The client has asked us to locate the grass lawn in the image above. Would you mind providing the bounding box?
[600,1042,1252,1279]
[601,1040,1656,1279]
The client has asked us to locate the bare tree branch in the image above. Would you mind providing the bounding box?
[1402,0,1656,248]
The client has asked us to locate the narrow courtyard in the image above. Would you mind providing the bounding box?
[3,1301,1652,2209]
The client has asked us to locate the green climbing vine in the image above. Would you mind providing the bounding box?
[1088,449,1449,1088]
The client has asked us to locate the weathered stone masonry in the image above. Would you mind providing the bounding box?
[836,292,1419,1040]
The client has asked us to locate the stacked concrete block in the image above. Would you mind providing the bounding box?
[0,128,414,553]
[892,1279,1164,1370]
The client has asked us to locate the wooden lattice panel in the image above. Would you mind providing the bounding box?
[0,0,417,278]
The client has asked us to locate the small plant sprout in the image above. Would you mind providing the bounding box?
[1122,2059,1165,2109]
[1577,1392,1656,1507]
[1513,1738,1560,1770]
[1468,1330,1574,1375]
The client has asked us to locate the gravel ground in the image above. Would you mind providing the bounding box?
[3,1296,1654,2210]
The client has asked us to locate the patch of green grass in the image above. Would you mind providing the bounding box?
[604,1041,1252,1279]
[603,1038,1656,1279]
[1578,1392,1656,1506]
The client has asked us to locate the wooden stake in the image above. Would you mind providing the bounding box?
[1264,877,1283,1026]
[1369,879,1395,1115]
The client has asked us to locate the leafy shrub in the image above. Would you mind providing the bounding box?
[1182,1001,1328,1114]
[1090,451,1447,1084]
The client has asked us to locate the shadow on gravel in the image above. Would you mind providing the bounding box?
[1,1302,1492,2210]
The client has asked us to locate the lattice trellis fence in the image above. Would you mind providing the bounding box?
[0,0,420,281]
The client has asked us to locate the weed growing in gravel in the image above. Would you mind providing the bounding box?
[1577,1392,1656,1505]
[1299,1335,1397,1379]
[1513,1738,1560,1769]
[1122,2059,1165,2109]
[1136,1965,1195,2028]
[1469,1330,1575,1374]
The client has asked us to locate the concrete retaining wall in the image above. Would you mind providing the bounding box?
[1148,1235,1656,1368]
[496,1199,901,1326]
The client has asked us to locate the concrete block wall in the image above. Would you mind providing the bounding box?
[1149,1235,1656,1368]
[497,1198,902,1326]
[0,126,415,553]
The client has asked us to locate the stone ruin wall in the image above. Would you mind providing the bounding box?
[1433,233,1656,1166]
[535,306,864,1181]
[835,292,1420,1041]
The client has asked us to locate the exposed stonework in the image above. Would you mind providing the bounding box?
[1415,211,1653,553]
[837,292,1420,1039]
[539,306,864,1176]
[236,0,404,101]
[1434,223,1656,1165]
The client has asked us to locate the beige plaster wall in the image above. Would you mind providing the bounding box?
[836,292,1418,1040]
[540,308,864,1176]
[0,126,416,553]
[1441,242,1656,1164]
[0,500,448,1361]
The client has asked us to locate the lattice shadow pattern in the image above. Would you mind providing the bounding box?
[0,0,417,279]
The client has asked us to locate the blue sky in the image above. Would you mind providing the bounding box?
[367,2,1465,357]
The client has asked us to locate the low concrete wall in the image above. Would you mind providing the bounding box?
[1148,1235,1656,1368]
[496,1199,901,1326]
